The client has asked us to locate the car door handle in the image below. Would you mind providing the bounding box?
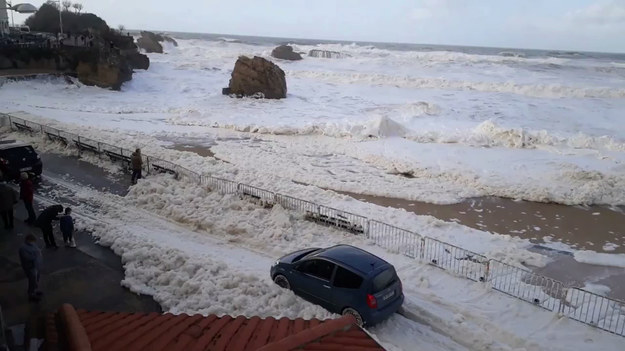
[323,285,331,289]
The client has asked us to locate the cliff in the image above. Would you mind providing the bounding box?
[0,3,149,90]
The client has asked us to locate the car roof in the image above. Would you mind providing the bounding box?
[313,245,391,276]
[0,140,31,151]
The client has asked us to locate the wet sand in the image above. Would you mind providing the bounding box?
[170,144,217,158]
[336,191,625,254]
[336,190,625,300]
[168,141,625,299]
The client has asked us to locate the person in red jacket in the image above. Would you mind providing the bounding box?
[19,172,37,224]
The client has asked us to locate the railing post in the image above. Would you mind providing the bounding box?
[558,288,567,315]
[481,260,491,283]
[8,115,12,131]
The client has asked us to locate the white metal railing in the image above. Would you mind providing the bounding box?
[3,112,624,337]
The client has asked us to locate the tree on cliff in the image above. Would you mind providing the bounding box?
[72,3,83,14]
[25,3,108,34]
[62,0,72,12]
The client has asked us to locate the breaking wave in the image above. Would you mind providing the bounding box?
[288,70,625,99]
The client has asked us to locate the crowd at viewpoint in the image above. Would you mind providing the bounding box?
[1,171,75,302]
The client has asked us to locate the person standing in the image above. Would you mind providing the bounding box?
[131,148,143,185]
[19,172,37,224]
[60,207,75,248]
[19,234,43,301]
[0,176,18,230]
[36,204,63,248]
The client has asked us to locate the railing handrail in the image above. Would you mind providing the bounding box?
[3,112,624,337]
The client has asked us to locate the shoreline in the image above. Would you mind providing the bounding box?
[169,141,625,298]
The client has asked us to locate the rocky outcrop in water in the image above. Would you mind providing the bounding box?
[136,31,178,53]
[308,49,345,59]
[76,60,131,90]
[226,56,287,99]
[137,33,162,54]
[127,52,150,70]
[271,45,302,61]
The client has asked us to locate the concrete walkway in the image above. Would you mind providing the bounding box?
[0,152,161,349]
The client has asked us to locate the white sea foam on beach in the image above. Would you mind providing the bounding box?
[1,37,625,208]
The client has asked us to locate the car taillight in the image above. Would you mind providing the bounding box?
[367,294,377,309]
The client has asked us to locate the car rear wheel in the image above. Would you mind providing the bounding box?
[273,274,290,289]
[342,307,364,327]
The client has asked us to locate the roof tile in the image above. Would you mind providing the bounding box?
[188,315,234,351]
[224,315,261,351]
[246,316,276,350]
[46,305,386,351]
[91,312,167,350]
[147,314,203,351]
[211,315,247,350]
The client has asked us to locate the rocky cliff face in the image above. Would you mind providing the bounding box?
[0,42,145,90]
[75,60,131,90]
[227,56,287,99]
[6,4,149,89]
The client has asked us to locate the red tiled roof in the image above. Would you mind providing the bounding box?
[45,304,385,351]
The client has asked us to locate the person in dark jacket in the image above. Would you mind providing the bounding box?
[36,204,63,248]
[60,207,75,248]
[19,172,37,224]
[19,234,42,301]
[131,148,143,185]
[0,176,18,230]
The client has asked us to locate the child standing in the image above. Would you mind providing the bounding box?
[60,207,75,248]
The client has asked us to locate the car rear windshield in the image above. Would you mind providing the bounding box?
[0,146,36,162]
[372,268,397,293]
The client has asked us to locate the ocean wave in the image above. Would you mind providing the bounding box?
[216,37,241,43]
[287,70,625,99]
[498,51,526,58]
[364,101,441,119]
[287,42,569,66]
[465,120,625,151]
[167,112,625,153]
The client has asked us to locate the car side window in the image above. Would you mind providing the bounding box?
[333,266,363,289]
[298,259,335,281]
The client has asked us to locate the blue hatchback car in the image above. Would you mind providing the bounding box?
[270,244,404,326]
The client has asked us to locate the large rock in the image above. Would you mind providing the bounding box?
[136,31,178,53]
[127,52,150,70]
[227,56,287,99]
[271,45,302,61]
[308,49,344,59]
[136,34,163,54]
[76,58,132,91]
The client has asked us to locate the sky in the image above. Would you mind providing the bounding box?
[10,0,625,53]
